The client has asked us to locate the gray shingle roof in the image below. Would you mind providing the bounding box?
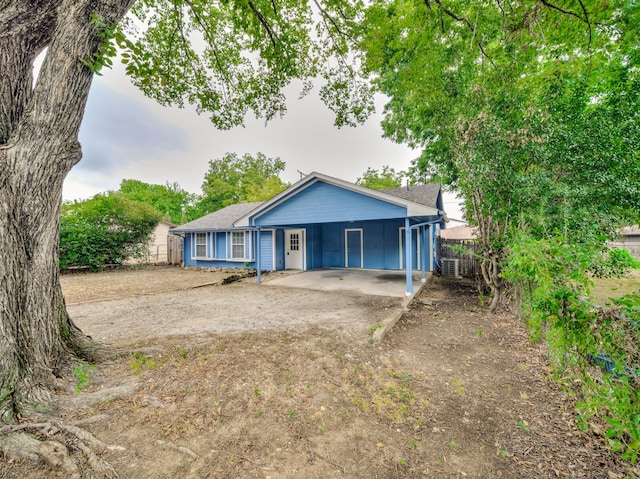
[382,184,441,209]
[172,202,262,231]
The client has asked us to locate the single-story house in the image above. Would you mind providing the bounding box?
[172,172,447,295]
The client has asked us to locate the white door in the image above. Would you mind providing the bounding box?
[285,229,304,270]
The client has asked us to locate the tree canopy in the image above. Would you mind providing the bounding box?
[361,0,640,307]
[118,178,200,224]
[356,166,405,190]
[198,152,289,213]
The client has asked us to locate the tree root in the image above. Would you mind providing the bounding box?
[0,417,124,478]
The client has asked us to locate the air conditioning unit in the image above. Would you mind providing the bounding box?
[441,258,459,277]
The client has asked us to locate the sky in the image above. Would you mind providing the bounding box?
[65,61,465,221]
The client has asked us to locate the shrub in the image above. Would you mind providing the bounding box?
[60,193,161,271]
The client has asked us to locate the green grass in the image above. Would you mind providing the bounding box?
[590,269,640,305]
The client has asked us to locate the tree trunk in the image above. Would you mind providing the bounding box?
[0,0,133,422]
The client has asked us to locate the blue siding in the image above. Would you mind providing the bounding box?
[253,182,407,226]
[311,220,404,269]
[275,230,285,270]
[181,220,436,272]
[401,228,420,269]
[259,230,274,270]
[216,233,226,259]
[307,224,323,270]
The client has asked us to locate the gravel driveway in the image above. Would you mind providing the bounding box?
[69,279,403,346]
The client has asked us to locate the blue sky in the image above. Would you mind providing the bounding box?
[65,62,465,220]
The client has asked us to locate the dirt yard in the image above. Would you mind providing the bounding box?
[1,267,637,478]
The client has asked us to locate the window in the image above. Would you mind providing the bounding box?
[195,233,207,257]
[231,231,245,259]
[289,233,299,251]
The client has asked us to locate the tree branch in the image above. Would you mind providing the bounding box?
[539,0,584,22]
[248,1,277,48]
[432,0,499,71]
[311,0,358,46]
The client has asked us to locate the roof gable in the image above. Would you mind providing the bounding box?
[235,172,442,227]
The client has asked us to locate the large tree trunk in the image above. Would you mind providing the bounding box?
[0,0,133,422]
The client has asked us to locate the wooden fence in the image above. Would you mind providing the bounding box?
[167,234,184,265]
[437,238,480,278]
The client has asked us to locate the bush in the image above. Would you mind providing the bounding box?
[591,248,640,278]
[504,236,640,462]
[60,193,162,271]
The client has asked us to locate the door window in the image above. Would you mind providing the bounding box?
[289,233,299,251]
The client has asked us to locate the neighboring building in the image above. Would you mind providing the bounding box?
[611,226,640,257]
[172,172,447,295]
[439,225,475,241]
[126,219,177,265]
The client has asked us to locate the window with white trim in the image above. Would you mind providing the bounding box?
[231,231,245,259]
[194,233,207,257]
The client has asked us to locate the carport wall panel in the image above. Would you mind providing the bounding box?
[318,220,404,269]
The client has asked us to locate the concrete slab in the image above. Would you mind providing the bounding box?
[263,268,430,298]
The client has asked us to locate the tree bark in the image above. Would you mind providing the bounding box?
[0,0,133,421]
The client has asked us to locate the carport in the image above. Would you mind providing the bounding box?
[263,268,431,298]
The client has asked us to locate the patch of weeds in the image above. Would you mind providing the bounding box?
[476,328,483,337]
[288,409,296,420]
[452,378,466,395]
[369,322,383,336]
[178,348,187,359]
[255,411,263,418]
[319,427,326,435]
[254,387,260,398]
[397,458,407,466]
[369,322,383,343]
[73,361,96,393]
[449,440,458,451]
[408,436,419,450]
[497,448,508,457]
[515,419,529,431]
[129,352,158,373]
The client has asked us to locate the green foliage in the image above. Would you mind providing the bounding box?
[73,361,96,393]
[80,14,118,75]
[591,249,640,279]
[504,236,640,462]
[356,166,405,190]
[117,0,373,129]
[118,179,201,224]
[60,193,161,271]
[198,152,289,213]
[361,0,640,309]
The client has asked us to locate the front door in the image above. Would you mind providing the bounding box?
[285,229,304,270]
[345,229,363,268]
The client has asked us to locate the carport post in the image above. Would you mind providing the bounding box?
[405,217,413,296]
[256,227,261,284]
[421,225,427,283]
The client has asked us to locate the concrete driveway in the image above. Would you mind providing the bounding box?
[263,268,430,298]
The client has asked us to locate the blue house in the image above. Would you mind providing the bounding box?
[172,172,446,295]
